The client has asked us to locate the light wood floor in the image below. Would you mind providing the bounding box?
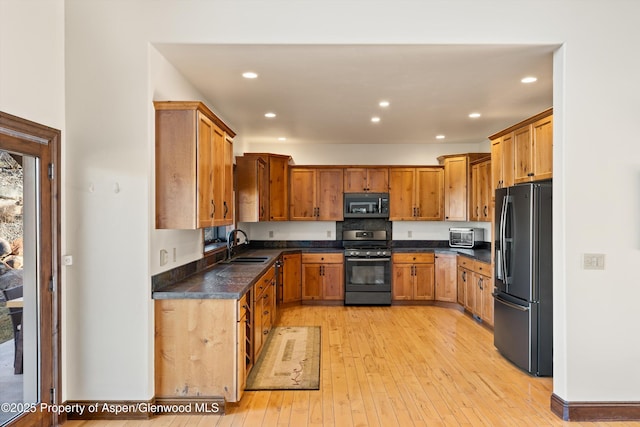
[65,305,640,427]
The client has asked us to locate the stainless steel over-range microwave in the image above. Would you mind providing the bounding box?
[344,193,389,218]
[449,227,485,248]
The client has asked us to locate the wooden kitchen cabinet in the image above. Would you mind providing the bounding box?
[254,266,276,360]
[457,255,493,326]
[435,253,457,302]
[489,108,552,186]
[442,156,468,221]
[237,153,291,221]
[154,101,235,229]
[301,253,344,301]
[470,158,492,222]
[155,294,248,403]
[389,167,443,220]
[281,252,302,304]
[290,167,343,221]
[392,253,435,301]
[344,167,389,192]
[490,132,514,194]
[236,156,268,222]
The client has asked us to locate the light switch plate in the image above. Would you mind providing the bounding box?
[583,253,605,270]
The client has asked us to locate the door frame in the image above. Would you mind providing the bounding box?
[0,111,61,427]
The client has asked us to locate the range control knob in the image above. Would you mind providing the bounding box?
[366,251,371,256]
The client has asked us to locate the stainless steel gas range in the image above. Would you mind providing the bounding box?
[342,229,392,305]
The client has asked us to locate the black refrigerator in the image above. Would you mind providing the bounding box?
[494,182,553,377]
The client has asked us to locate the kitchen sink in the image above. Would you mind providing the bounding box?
[227,256,269,263]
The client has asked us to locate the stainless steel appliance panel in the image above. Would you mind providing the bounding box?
[494,292,537,373]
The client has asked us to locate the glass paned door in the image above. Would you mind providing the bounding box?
[0,152,40,425]
[0,111,59,427]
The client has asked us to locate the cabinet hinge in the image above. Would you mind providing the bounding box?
[48,163,54,180]
[50,387,56,403]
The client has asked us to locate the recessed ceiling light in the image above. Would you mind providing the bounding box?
[436,135,446,140]
[278,137,287,141]
[371,117,381,123]
[264,112,276,118]
[468,112,481,119]
[521,76,537,83]
[242,71,258,79]
[379,101,390,108]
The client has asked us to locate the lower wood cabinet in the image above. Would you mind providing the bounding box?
[434,253,458,302]
[281,252,302,303]
[457,255,494,326]
[155,296,247,403]
[392,253,435,301]
[254,266,276,360]
[301,253,344,301]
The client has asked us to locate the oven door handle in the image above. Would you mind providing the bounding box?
[346,257,391,262]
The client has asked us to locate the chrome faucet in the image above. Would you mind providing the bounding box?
[227,228,249,259]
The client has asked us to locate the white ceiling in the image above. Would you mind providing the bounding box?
[154,44,555,145]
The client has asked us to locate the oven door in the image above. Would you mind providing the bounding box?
[344,257,391,292]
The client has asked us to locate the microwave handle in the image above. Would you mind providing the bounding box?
[378,197,382,213]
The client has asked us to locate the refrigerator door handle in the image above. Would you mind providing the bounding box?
[493,293,529,312]
[499,194,510,287]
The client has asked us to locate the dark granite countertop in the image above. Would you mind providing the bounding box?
[151,241,490,300]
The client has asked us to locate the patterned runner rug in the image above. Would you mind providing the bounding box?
[246,326,321,390]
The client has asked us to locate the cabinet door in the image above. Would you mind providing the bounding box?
[513,125,533,184]
[366,168,389,192]
[435,254,457,302]
[502,132,514,188]
[344,168,368,193]
[389,168,415,220]
[479,161,491,221]
[212,124,227,226]
[392,263,414,300]
[490,137,503,192]
[223,136,234,223]
[464,270,476,312]
[322,263,344,300]
[456,266,466,306]
[258,160,268,221]
[532,115,553,181]
[301,263,322,300]
[290,168,317,220]
[414,263,435,300]
[282,253,302,303]
[470,163,480,221]
[480,274,494,326]
[415,168,444,220]
[444,156,468,221]
[197,111,215,228]
[269,155,289,221]
[316,168,344,220]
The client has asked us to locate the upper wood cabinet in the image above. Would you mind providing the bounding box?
[442,156,469,221]
[389,167,443,220]
[290,167,343,221]
[236,156,268,222]
[489,108,552,186]
[470,158,492,222]
[236,153,291,222]
[490,132,514,194]
[344,167,389,193]
[154,101,235,229]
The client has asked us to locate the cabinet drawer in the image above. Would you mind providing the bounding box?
[472,260,492,277]
[238,293,249,320]
[392,253,434,264]
[301,253,344,264]
[457,255,474,269]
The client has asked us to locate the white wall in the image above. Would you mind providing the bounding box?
[4,0,640,406]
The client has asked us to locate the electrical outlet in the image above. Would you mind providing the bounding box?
[268,230,274,238]
[63,255,73,266]
[583,253,605,270]
[408,230,413,238]
[160,249,168,266]
[326,230,332,238]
